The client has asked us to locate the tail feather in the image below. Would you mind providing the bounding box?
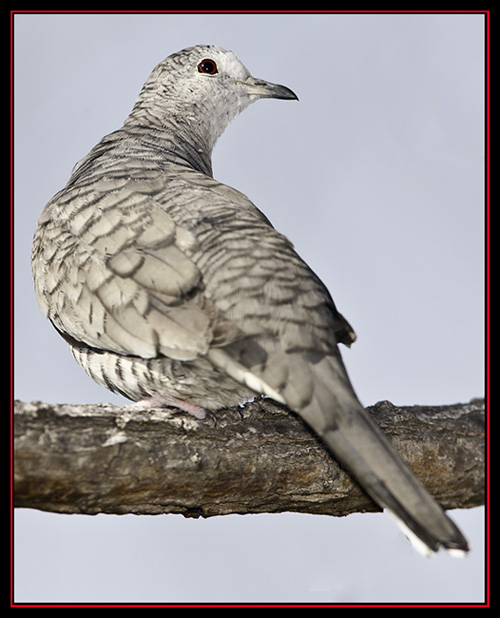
[211,347,469,555]
[293,357,469,556]
[321,409,469,555]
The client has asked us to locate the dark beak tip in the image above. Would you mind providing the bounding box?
[274,85,299,101]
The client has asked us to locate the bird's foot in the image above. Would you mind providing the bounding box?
[126,393,208,419]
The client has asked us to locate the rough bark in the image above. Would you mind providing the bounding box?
[13,397,485,518]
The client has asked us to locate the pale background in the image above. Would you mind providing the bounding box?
[13,12,486,604]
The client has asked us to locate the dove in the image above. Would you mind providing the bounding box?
[32,45,469,556]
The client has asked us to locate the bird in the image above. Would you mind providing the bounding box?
[32,44,469,556]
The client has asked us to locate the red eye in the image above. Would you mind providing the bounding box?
[198,59,218,75]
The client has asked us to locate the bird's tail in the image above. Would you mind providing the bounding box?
[210,346,469,555]
[295,356,469,556]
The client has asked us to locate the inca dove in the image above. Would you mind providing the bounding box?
[32,45,468,555]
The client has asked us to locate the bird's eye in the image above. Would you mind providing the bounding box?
[198,59,218,75]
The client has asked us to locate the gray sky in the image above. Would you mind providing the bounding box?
[13,12,486,604]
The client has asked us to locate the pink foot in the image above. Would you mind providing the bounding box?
[127,393,207,419]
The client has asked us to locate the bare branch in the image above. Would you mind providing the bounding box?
[13,397,485,518]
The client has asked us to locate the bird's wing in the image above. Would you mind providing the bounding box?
[33,162,353,365]
[33,172,241,362]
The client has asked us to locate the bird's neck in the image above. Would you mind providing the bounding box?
[122,111,215,177]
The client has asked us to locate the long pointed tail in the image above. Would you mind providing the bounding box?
[210,346,469,555]
[321,401,468,555]
[295,358,469,556]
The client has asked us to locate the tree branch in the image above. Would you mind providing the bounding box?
[13,397,485,518]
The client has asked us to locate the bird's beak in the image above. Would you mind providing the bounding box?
[238,76,298,101]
